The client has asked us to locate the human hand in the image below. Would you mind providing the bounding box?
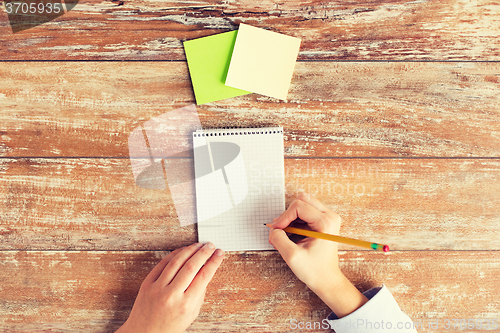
[116,242,224,333]
[269,192,343,292]
[269,193,367,317]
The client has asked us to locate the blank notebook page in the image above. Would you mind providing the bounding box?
[193,127,284,251]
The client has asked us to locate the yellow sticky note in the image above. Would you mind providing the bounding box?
[225,24,301,100]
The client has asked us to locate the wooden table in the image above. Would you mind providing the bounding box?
[1,1,499,332]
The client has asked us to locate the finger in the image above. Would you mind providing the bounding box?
[156,242,204,287]
[185,248,225,297]
[273,199,328,232]
[169,242,217,292]
[269,228,299,264]
[296,192,328,213]
[297,193,342,230]
[143,246,185,285]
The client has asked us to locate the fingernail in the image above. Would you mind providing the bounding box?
[195,243,203,248]
[216,249,224,256]
[206,242,215,249]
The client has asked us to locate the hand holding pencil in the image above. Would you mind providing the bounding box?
[265,225,389,252]
[268,192,371,318]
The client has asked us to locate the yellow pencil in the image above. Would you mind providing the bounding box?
[265,224,389,252]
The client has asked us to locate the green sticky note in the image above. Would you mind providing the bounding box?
[184,31,251,105]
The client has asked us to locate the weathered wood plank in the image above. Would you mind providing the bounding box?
[1,158,499,251]
[1,62,499,158]
[0,0,499,61]
[0,251,498,332]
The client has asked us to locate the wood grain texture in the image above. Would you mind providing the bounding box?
[1,62,499,158]
[0,251,498,332]
[0,0,499,60]
[1,158,499,251]
[1,0,498,330]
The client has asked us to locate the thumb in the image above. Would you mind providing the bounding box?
[269,228,297,264]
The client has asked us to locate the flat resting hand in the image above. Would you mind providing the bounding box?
[116,242,224,333]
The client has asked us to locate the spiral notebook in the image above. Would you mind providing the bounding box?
[193,127,284,251]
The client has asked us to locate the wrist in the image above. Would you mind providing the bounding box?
[312,274,369,318]
[115,320,133,333]
[308,267,344,297]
